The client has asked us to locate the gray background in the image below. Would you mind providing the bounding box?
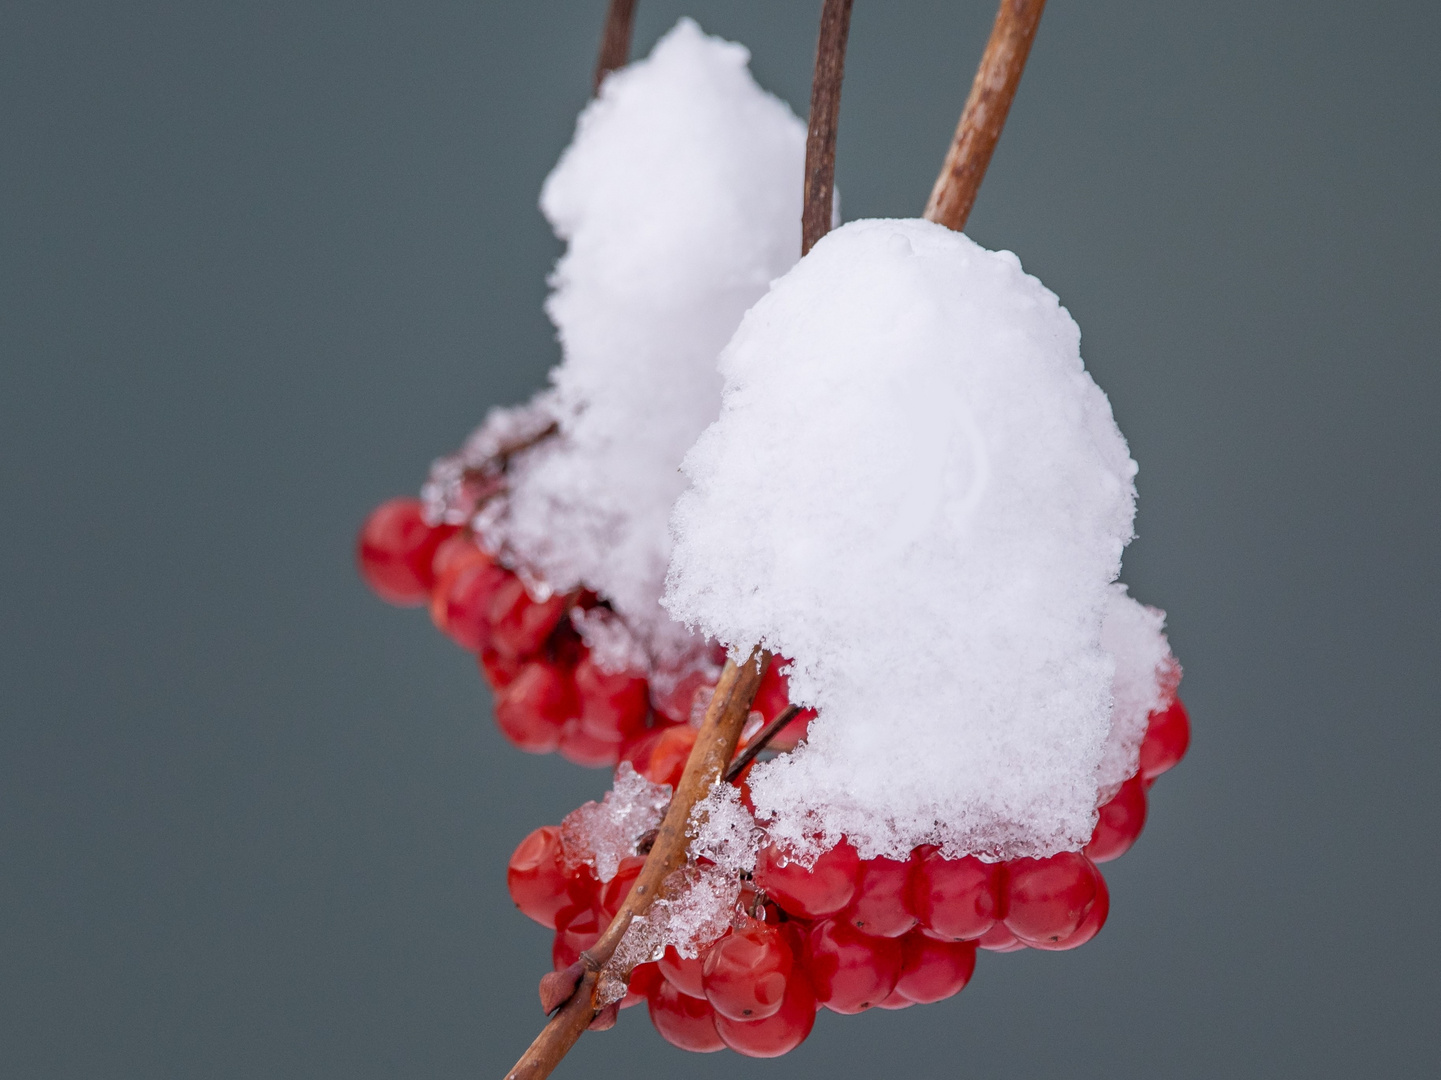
[2,1,1437,1077]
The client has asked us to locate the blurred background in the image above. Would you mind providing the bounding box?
[2,1,1437,1077]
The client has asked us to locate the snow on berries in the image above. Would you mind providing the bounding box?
[508,690,1188,1056]
[664,216,1168,863]
[359,20,813,765]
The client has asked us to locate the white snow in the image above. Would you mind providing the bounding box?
[1096,585,1178,802]
[559,762,671,882]
[664,218,1144,861]
[470,18,808,677]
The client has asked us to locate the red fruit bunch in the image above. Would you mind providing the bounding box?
[357,496,817,768]
[504,694,1190,1057]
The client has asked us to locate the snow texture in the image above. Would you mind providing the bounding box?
[1096,585,1178,802]
[559,763,671,883]
[665,218,1144,861]
[477,19,808,674]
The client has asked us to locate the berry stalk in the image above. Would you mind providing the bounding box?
[502,649,770,1080]
[592,0,638,93]
[924,0,1047,231]
[801,0,854,255]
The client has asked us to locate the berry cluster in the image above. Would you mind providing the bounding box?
[506,696,1190,1058]
[357,497,814,767]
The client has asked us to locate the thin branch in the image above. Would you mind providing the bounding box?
[593,0,639,93]
[724,704,801,783]
[801,0,854,255]
[924,0,1047,232]
[502,649,771,1080]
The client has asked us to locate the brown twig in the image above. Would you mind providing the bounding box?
[593,0,638,93]
[502,649,770,1080]
[924,0,1047,232]
[724,704,802,783]
[801,0,854,255]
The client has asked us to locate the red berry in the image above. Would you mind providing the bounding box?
[557,719,622,768]
[805,917,902,1014]
[623,961,661,1010]
[894,931,975,1003]
[976,922,1026,952]
[640,726,696,790]
[357,497,455,605]
[487,577,570,660]
[1032,865,1109,951]
[755,840,859,918]
[493,662,575,753]
[911,850,1005,941]
[751,656,795,722]
[702,922,794,1022]
[1140,698,1190,780]
[875,988,915,1010]
[1086,775,1148,863]
[574,655,650,743]
[429,531,486,583]
[506,826,570,929]
[599,856,645,920]
[840,856,918,938]
[430,557,511,652]
[552,901,605,970]
[477,648,522,690]
[647,980,725,1053]
[713,968,816,1058]
[1004,852,1100,947]
[659,945,706,999]
[653,669,716,725]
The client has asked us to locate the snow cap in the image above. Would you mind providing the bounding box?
[665,218,1141,860]
[488,18,807,673]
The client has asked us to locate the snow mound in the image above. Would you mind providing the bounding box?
[478,18,807,674]
[665,217,1141,861]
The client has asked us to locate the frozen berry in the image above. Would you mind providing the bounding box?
[575,655,649,743]
[976,922,1026,952]
[357,497,455,605]
[622,961,661,1010]
[1086,775,1148,863]
[1004,852,1100,947]
[557,719,622,768]
[552,901,605,970]
[755,840,859,919]
[911,850,1005,941]
[640,725,696,790]
[487,577,570,660]
[494,661,576,753]
[430,557,512,652]
[805,917,902,1014]
[506,825,569,929]
[478,648,522,690]
[1140,698,1190,780]
[702,922,793,1022]
[840,856,918,938]
[429,531,487,583]
[599,856,644,920]
[713,968,816,1058]
[750,655,794,722]
[647,980,725,1053]
[659,945,706,999]
[653,669,716,725]
[875,989,915,1010]
[1033,866,1109,952]
[894,931,975,1003]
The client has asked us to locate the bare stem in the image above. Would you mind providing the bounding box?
[724,704,801,783]
[502,649,770,1080]
[801,0,854,255]
[593,0,639,93]
[924,0,1046,231]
